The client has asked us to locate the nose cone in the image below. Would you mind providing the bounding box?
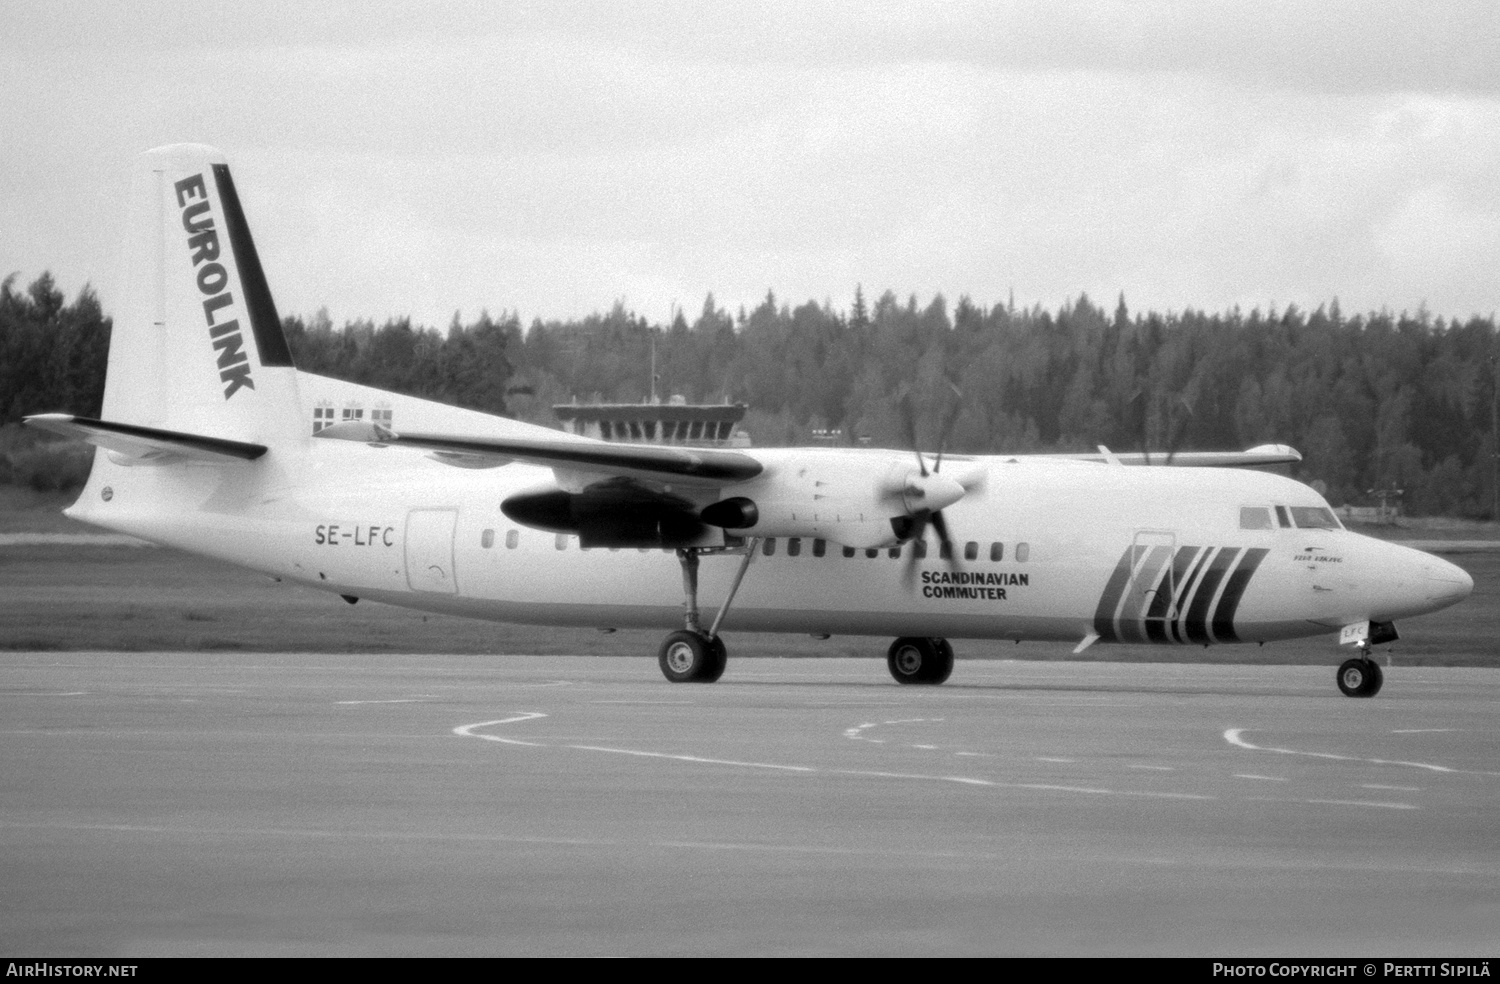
[1423,555,1474,610]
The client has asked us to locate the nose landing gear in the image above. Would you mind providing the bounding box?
[1336,645,1384,698]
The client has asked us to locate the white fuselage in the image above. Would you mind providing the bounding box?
[67,439,1473,651]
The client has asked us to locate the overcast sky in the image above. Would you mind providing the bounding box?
[3,0,1498,330]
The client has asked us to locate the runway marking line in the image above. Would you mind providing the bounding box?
[454,715,1219,803]
[1234,774,1287,781]
[1224,728,1500,777]
[1392,728,1457,734]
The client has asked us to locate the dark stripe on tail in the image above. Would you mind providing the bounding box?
[213,163,295,368]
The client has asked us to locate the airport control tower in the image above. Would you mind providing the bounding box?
[553,395,750,448]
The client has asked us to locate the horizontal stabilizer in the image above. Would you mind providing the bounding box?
[24,413,267,463]
[314,421,763,486]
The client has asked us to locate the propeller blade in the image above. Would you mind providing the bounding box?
[900,512,931,589]
[930,509,961,573]
[933,382,963,473]
[897,391,927,477]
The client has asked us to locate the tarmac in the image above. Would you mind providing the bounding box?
[2,653,1498,956]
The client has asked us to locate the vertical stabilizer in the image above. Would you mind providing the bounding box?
[104,144,304,448]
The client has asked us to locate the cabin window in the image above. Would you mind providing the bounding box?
[689,421,704,440]
[865,548,879,559]
[888,546,901,558]
[964,541,979,561]
[628,421,642,440]
[1016,542,1030,562]
[312,404,336,433]
[787,537,801,557]
[763,537,777,556]
[913,540,928,559]
[990,542,1004,562]
[718,422,734,441]
[939,542,953,561]
[1289,506,1341,530]
[842,546,856,558]
[600,420,613,440]
[1239,506,1274,530]
[812,538,826,557]
[506,530,519,549]
[555,533,568,550]
[481,529,495,549]
[1274,505,1291,528]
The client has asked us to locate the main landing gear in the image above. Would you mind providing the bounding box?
[658,542,759,683]
[1336,646,1384,698]
[886,637,954,685]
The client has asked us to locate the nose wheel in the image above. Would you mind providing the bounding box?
[887,637,954,685]
[1336,655,1383,698]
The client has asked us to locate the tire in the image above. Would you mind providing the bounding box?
[887,637,951,685]
[1336,657,1380,698]
[700,636,728,683]
[929,638,955,685]
[659,630,716,683]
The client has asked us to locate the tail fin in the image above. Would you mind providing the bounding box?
[103,144,304,447]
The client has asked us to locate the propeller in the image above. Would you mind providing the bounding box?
[1133,387,1194,466]
[894,384,970,587]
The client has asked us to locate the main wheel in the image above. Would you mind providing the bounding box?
[930,638,955,684]
[700,635,728,683]
[887,637,952,685]
[659,630,719,683]
[1336,657,1381,698]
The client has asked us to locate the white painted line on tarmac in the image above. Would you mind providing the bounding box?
[1036,757,1077,763]
[1362,784,1422,792]
[1224,728,1500,776]
[1129,765,1175,771]
[566,744,816,772]
[1245,796,1418,810]
[1392,728,1456,734]
[337,699,427,705]
[1234,774,1287,781]
[453,713,548,747]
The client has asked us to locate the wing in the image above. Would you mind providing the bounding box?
[313,420,763,487]
[1034,444,1302,468]
[24,414,267,463]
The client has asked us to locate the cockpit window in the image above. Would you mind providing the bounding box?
[1288,506,1341,530]
[1239,506,1273,530]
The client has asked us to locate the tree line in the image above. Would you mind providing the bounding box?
[4,271,1497,517]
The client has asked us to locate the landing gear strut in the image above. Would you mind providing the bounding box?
[657,541,757,683]
[1336,642,1384,698]
[887,637,954,685]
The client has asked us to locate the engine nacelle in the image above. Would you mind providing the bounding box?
[502,480,714,549]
